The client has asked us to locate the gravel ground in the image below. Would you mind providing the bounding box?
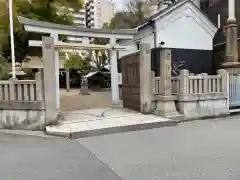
[60,89,111,110]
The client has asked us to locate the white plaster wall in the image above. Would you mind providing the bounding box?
[155,5,214,50]
[133,27,155,49]
[117,39,138,59]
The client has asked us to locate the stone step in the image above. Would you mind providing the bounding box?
[46,114,179,138]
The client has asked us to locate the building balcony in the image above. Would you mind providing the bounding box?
[73,19,85,25]
[73,13,85,18]
[66,36,83,42]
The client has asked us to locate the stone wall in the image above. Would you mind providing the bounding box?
[177,93,228,120]
[0,109,45,130]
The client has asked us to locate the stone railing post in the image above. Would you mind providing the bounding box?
[151,71,155,94]
[201,73,208,93]
[217,69,228,94]
[9,78,16,100]
[140,43,152,113]
[35,71,44,101]
[179,70,189,94]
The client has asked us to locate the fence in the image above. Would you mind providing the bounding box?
[153,77,180,95]
[153,69,227,95]
[0,72,44,109]
[179,69,227,95]
[229,74,240,107]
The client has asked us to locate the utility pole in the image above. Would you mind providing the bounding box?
[8,0,16,79]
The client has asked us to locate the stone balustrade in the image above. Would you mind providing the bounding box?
[0,72,45,130]
[152,69,229,120]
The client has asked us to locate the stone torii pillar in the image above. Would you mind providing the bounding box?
[50,33,60,109]
[110,36,120,106]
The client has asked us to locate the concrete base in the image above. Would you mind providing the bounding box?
[109,100,123,108]
[221,62,240,74]
[153,95,182,119]
[80,86,90,95]
[177,97,228,120]
[79,91,90,95]
[110,103,123,108]
[0,110,45,130]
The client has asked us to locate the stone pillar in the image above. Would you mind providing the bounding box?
[82,37,90,44]
[65,69,70,92]
[35,71,44,101]
[180,70,189,94]
[139,43,153,113]
[217,69,228,95]
[222,0,240,71]
[160,49,172,96]
[154,49,181,118]
[50,33,60,109]
[42,37,58,125]
[110,36,120,105]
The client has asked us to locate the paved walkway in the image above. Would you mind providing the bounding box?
[46,108,174,138]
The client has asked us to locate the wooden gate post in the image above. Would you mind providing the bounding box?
[139,43,153,113]
[42,37,58,125]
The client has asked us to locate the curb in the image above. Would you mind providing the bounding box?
[0,129,59,139]
[46,119,180,139]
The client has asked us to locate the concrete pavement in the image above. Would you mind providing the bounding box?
[78,116,240,180]
[46,108,175,138]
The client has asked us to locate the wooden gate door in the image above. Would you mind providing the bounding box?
[121,52,141,111]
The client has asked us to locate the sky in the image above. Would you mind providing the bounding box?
[113,0,126,10]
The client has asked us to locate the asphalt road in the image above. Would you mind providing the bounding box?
[0,133,121,180]
[1,116,240,180]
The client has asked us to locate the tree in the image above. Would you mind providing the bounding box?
[0,54,10,80]
[110,0,178,29]
[90,50,109,71]
[0,0,85,63]
[148,0,177,7]
[110,0,153,29]
[110,11,134,29]
[64,54,91,73]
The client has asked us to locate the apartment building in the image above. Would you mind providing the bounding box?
[85,0,115,28]
[65,8,86,43]
[71,9,86,27]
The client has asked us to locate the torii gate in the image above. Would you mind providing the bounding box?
[18,16,136,110]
